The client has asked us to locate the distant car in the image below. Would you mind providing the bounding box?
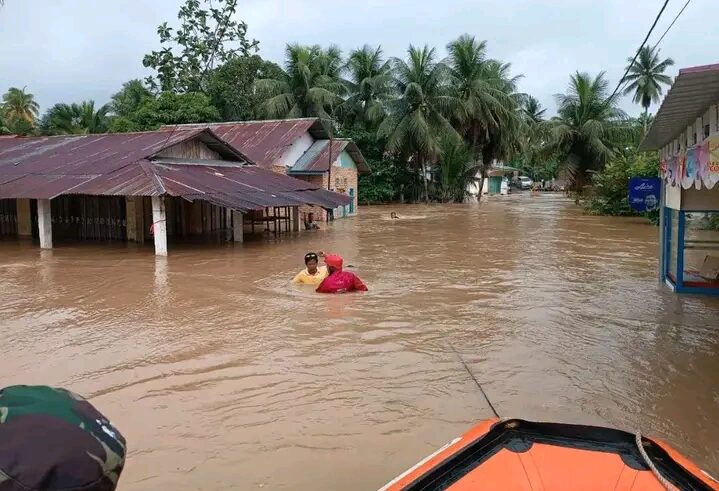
[517,176,533,190]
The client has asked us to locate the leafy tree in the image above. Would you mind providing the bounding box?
[206,55,283,121]
[434,136,480,202]
[584,150,659,216]
[110,80,153,117]
[40,101,111,135]
[2,87,39,129]
[118,92,220,131]
[338,125,414,203]
[142,0,258,93]
[547,72,628,190]
[445,36,522,199]
[378,45,459,202]
[622,46,674,132]
[340,45,393,128]
[255,44,345,120]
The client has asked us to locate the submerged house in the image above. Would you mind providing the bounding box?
[640,63,719,295]
[0,128,350,256]
[164,118,371,221]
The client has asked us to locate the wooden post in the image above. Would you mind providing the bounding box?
[292,206,300,232]
[232,210,243,243]
[151,196,168,256]
[126,197,137,241]
[37,198,52,249]
[16,198,32,236]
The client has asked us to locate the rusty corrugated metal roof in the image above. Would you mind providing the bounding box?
[163,118,328,168]
[0,129,351,211]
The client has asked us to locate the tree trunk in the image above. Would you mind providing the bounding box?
[420,155,430,204]
[643,106,648,134]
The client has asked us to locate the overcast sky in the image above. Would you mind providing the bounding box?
[1,0,716,117]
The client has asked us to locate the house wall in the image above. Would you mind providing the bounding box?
[155,139,222,160]
[274,132,314,168]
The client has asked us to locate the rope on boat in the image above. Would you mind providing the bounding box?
[448,343,500,419]
[635,431,677,491]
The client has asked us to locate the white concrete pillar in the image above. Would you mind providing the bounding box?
[126,197,137,241]
[232,210,243,243]
[16,198,32,236]
[37,198,52,249]
[151,196,168,256]
[710,105,718,135]
[292,206,300,232]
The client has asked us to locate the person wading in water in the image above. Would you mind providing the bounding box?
[316,254,368,293]
[291,252,329,286]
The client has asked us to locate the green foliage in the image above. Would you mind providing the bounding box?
[255,44,345,120]
[206,55,283,121]
[340,45,393,128]
[40,101,110,135]
[584,150,659,216]
[447,35,523,174]
[379,45,460,201]
[339,125,414,203]
[434,137,480,202]
[117,92,220,131]
[110,80,153,117]
[142,0,258,93]
[1,87,39,134]
[547,72,628,190]
[623,46,673,129]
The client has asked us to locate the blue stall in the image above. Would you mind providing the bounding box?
[640,63,719,296]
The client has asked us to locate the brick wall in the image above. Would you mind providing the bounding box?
[269,166,359,224]
[328,167,358,218]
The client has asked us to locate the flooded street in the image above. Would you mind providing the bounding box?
[1,194,718,490]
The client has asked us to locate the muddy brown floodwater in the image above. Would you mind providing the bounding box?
[1,194,718,490]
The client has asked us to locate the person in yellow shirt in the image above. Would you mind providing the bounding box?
[291,252,328,286]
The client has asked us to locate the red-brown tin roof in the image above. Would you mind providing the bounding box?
[0,129,351,211]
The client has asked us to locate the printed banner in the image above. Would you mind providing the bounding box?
[628,177,661,212]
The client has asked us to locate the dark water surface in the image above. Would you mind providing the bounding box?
[1,194,717,490]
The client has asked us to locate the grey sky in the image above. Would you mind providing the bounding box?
[1,0,716,117]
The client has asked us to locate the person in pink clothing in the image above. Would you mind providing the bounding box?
[316,254,368,294]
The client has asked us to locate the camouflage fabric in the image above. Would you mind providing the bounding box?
[0,385,126,491]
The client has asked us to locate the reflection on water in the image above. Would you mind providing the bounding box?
[1,194,718,490]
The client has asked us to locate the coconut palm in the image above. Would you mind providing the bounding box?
[378,45,460,202]
[548,71,628,190]
[445,36,523,198]
[341,45,393,127]
[435,136,481,203]
[521,95,546,125]
[255,44,345,120]
[42,101,111,135]
[622,46,674,131]
[2,87,40,125]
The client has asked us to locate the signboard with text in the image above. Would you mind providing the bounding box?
[628,177,661,213]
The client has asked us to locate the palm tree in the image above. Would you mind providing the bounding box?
[378,45,460,202]
[622,46,674,132]
[548,71,627,190]
[341,45,393,127]
[521,95,546,125]
[445,35,523,199]
[255,44,345,120]
[435,136,481,203]
[2,87,40,125]
[42,101,111,135]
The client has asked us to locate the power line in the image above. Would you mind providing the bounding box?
[654,0,692,48]
[609,0,670,101]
